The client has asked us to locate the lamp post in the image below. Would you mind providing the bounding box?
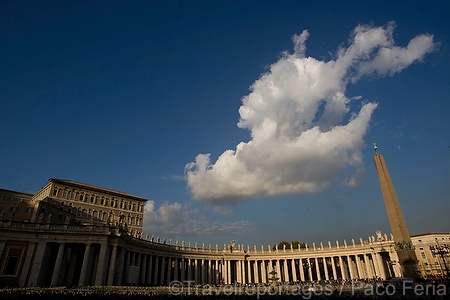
[430,238,449,284]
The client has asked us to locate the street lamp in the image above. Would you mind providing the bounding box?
[429,238,449,283]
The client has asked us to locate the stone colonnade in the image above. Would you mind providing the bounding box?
[0,222,399,287]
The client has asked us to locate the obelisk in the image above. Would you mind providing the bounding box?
[372,138,417,278]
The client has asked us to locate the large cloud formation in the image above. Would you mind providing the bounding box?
[185,22,437,205]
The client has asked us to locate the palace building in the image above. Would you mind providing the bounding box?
[1,151,449,287]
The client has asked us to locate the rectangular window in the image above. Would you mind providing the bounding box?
[25,207,33,214]
[3,256,19,275]
[53,189,57,196]
[90,196,94,203]
[79,194,84,201]
[421,252,426,259]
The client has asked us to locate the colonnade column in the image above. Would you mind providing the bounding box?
[314,258,321,281]
[226,260,231,284]
[107,245,118,286]
[331,257,337,280]
[139,253,146,284]
[275,260,281,282]
[146,255,153,284]
[78,243,91,286]
[261,260,267,283]
[94,243,108,285]
[160,257,166,284]
[347,256,355,279]
[167,257,172,284]
[214,260,219,284]
[153,256,159,285]
[254,260,260,283]
[202,259,207,284]
[299,259,305,282]
[51,242,66,286]
[308,259,313,281]
[237,260,242,283]
[115,248,125,285]
[374,253,386,279]
[355,255,364,279]
[174,258,179,282]
[283,260,289,282]
[339,256,347,280]
[246,260,251,283]
[291,260,297,282]
[180,258,185,283]
[323,258,329,280]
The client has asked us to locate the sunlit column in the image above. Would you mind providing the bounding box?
[275,260,281,282]
[261,260,267,283]
[308,259,313,281]
[51,242,66,286]
[194,259,199,283]
[323,257,329,280]
[201,259,206,284]
[355,255,364,279]
[331,257,337,280]
[246,260,251,283]
[339,256,347,280]
[254,260,260,283]
[347,256,355,279]
[375,253,387,279]
[283,260,289,282]
[314,258,321,281]
[299,259,305,282]
[207,260,212,284]
[214,260,219,284]
[237,260,242,283]
[226,260,231,284]
[365,254,374,278]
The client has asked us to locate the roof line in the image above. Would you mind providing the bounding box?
[49,178,147,202]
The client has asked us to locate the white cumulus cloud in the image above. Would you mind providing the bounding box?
[185,22,437,205]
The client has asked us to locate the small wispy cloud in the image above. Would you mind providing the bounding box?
[142,200,251,238]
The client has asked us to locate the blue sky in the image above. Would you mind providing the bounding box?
[1,0,449,248]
